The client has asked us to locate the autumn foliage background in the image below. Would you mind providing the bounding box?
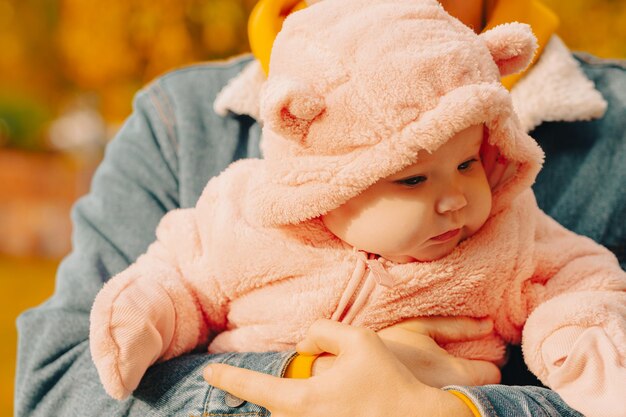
[0,1,625,416]
[0,0,258,152]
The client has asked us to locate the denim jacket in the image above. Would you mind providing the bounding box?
[15,40,625,416]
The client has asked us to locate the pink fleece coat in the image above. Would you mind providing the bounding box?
[90,1,626,415]
[90,158,626,405]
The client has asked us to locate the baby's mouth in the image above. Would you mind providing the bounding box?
[430,228,461,242]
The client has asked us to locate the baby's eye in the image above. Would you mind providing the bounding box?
[458,158,478,171]
[396,176,427,187]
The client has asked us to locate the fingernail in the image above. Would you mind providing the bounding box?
[203,366,213,382]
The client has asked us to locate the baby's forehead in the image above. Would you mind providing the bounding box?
[408,126,484,165]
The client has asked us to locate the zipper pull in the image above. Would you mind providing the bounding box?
[366,257,395,288]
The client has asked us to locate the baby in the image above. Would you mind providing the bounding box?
[89,0,626,416]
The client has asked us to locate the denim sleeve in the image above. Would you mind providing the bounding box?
[532,54,626,269]
[444,385,584,417]
[14,80,293,416]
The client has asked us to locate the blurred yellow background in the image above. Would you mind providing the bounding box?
[1,0,625,415]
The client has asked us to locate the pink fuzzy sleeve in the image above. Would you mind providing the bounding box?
[89,208,225,400]
[521,211,626,417]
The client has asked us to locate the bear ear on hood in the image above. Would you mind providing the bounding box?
[260,79,326,144]
[480,22,538,77]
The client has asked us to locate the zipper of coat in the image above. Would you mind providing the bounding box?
[340,275,377,324]
[331,252,394,324]
[331,255,369,323]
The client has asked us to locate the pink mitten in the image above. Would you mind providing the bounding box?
[90,276,176,399]
[542,326,626,417]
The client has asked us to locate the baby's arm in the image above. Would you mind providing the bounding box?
[522,211,626,417]
[89,207,224,400]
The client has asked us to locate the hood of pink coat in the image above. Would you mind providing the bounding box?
[248,0,544,226]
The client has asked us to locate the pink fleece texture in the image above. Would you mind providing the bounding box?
[89,1,626,414]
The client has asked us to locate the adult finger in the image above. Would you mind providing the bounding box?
[296,319,379,356]
[392,316,493,344]
[455,357,502,385]
[204,363,302,411]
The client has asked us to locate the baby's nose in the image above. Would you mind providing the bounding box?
[436,190,468,214]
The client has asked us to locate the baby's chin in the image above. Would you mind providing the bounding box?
[383,234,467,263]
[405,251,451,263]
[382,254,417,264]
[379,247,458,264]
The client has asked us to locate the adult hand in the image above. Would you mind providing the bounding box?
[204,319,474,417]
[378,316,501,386]
[311,316,501,387]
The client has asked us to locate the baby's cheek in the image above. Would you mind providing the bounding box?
[467,182,493,235]
[345,220,403,253]
[346,203,428,253]
[373,204,431,249]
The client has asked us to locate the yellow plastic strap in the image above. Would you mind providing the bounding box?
[448,389,483,417]
[249,0,559,88]
[283,353,318,379]
[248,0,308,75]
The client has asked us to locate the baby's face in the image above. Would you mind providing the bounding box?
[322,124,492,263]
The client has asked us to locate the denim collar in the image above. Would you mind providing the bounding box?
[214,35,607,133]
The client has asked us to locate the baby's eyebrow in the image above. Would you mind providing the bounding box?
[387,167,428,181]
[464,139,484,156]
[472,133,485,147]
